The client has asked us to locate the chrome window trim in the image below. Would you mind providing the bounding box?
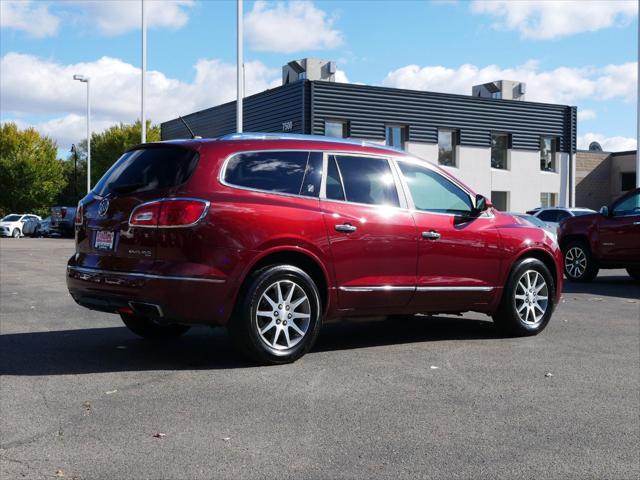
[68,265,225,284]
[218,148,489,218]
[128,197,211,229]
[219,148,407,207]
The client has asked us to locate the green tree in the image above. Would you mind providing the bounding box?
[0,123,66,217]
[73,120,160,187]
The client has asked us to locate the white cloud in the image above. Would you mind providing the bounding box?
[245,0,343,53]
[73,0,195,35]
[382,60,637,104]
[578,133,637,152]
[578,109,596,121]
[1,53,279,150]
[0,0,59,38]
[335,69,349,83]
[471,0,637,40]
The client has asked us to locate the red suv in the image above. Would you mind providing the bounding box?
[559,188,640,282]
[67,134,562,364]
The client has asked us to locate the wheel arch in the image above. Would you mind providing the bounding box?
[237,248,331,314]
[559,233,590,252]
[512,249,558,294]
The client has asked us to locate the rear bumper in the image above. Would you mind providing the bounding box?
[66,263,233,326]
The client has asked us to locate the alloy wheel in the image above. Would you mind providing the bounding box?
[565,247,587,278]
[255,280,311,351]
[514,269,549,326]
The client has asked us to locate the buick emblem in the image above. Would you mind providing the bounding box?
[98,199,110,217]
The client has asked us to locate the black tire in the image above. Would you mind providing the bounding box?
[120,313,191,339]
[229,265,322,365]
[11,229,20,238]
[493,258,555,337]
[563,241,599,282]
[626,268,640,282]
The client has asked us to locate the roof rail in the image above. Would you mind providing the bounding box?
[218,132,403,153]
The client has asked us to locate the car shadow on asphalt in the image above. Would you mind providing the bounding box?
[562,275,640,300]
[0,315,499,375]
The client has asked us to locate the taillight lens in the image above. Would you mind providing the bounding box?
[74,203,83,226]
[61,207,68,218]
[129,199,208,228]
[129,201,161,227]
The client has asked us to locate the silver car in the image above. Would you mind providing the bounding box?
[526,207,595,233]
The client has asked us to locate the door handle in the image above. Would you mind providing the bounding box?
[335,223,357,233]
[422,230,441,240]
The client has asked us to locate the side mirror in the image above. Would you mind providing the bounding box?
[599,206,609,216]
[474,194,491,214]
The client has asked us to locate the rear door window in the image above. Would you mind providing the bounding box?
[333,155,399,207]
[93,146,199,196]
[224,151,319,196]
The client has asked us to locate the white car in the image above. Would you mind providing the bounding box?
[0,214,42,238]
[526,207,595,233]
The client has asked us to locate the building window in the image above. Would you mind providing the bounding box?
[540,137,557,172]
[325,120,348,138]
[385,125,408,150]
[621,172,636,191]
[491,91,502,100]
[491,191,509,211]
[438,129,458,167]
[491,133,509,170]
[540,192,558,208]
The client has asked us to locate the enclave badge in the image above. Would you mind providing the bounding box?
[98,199,110,217]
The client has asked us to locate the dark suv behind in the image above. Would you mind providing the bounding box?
[67,134,562,364]
[559,188,640,282]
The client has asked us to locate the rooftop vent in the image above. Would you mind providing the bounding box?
[283,58,336,85]
[472,80,526,101]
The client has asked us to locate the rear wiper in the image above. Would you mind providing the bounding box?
[108,182,145,193]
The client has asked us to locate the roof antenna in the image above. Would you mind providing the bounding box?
[178,115,201,139]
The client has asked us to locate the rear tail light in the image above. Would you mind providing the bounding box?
[129,198,209,228]
[74,203,84,226]
[61,207,68,218]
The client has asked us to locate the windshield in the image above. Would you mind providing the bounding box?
[2,215,21,222]
[93,146,199,196]
[572,210,595,217]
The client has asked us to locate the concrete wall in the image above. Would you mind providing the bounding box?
[407,142,563,212]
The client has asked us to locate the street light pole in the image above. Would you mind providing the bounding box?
[70,144,78,203]
[141,0,147,143]
[236,0,243,133]
[73,74,91,193]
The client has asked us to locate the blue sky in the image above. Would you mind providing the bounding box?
[1,0,637,154]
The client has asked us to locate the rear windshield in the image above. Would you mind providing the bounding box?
[93,146,199,196]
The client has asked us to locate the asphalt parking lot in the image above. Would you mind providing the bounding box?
[1,238,639,480]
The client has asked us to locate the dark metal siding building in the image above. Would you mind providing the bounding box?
[161,79,577,154]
